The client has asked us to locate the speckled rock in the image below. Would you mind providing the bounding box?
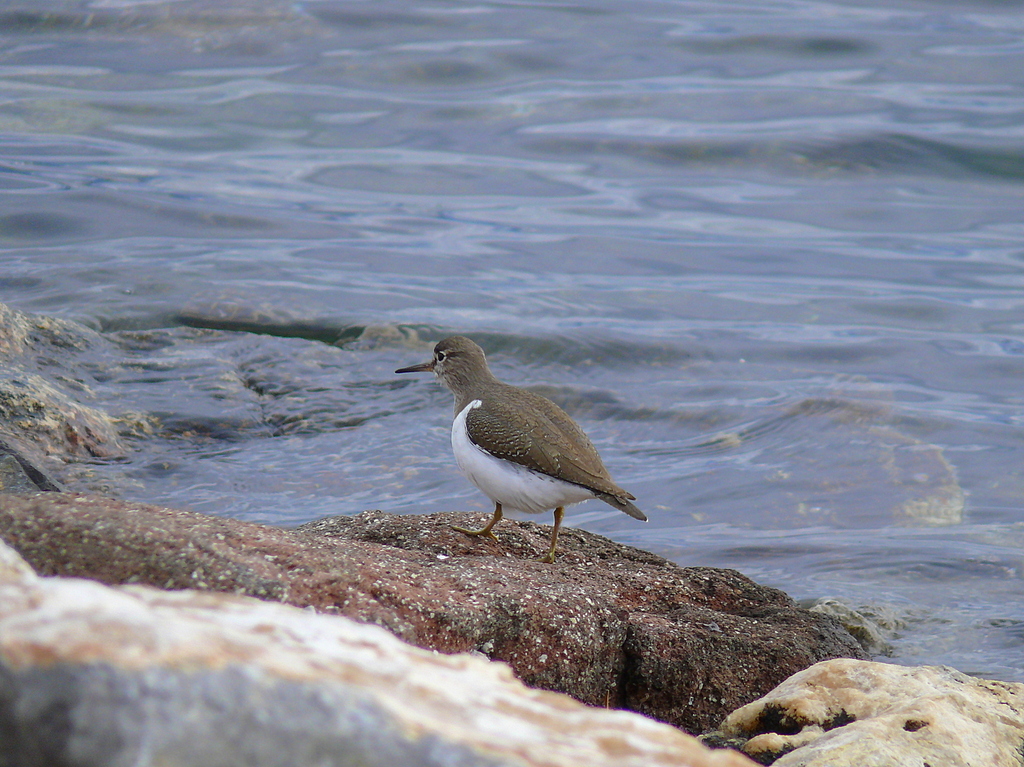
[0,492,867,734]
[0,539,757,767]
[708,658,1024,766]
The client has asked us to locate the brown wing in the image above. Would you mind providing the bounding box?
[465,384,633,501]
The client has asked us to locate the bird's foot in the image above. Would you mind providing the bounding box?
[453,505,503,543]
[535,550,557,564]
[451,524,499,543]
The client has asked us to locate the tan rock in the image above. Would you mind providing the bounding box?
[714,658,1024,766]
[0,539,755,767]
[0,532,34,582]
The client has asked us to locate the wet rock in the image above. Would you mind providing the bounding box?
[0,492,867,734]
[0,435,65,492]
[0,371,123,458]
[0,302,123,481]
[0,455,37,493]
[0,300,97,357]
[0,539,757,767]
[807,598,904,657]
[709,658,1024,766]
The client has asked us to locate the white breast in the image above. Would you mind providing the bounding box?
[451,400,596,514]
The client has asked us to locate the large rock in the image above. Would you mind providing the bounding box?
[708,658,1024,766]
[0,538,756,767]
[0,492,867,734]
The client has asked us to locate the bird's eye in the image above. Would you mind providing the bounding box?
[436,351,447,361]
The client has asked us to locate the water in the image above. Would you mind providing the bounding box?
[1,0,1022,684]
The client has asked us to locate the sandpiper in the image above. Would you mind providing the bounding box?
[396,335,646,562]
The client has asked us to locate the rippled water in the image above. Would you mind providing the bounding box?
[1,0,1022,682]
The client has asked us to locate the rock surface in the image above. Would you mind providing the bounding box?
[0,492,867,734]
[0,302,123,490]
[709,658,1024,766]
[0,538,757,767]
[0,454,40,493]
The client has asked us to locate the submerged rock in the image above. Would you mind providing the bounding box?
[807,598,904,657]
[0,492,867,734]
[177,298,425,350]
[708,658,1024,766]
[0,539,756,767]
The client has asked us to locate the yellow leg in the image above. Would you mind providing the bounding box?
[452,502,503,542]
[537,506,564,563]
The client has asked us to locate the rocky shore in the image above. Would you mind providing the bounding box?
[0,492,865,736]
[1,300,1022,766]
[0,534,753,767]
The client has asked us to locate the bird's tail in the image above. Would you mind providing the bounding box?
[597,492,648,521]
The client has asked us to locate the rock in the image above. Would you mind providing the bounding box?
[0,300,97,357]
[0,435,66,492]
[0,533,35,580]
[807,598,904,657]
[0,539,757,767]
[0,492,868,734]
[0,302,123,483]
[0,372,123,459]
[177,299,425,349]
[0,455,39,493]
[709,658,1024,766]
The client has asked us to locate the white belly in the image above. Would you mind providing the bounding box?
[451,400,596,514]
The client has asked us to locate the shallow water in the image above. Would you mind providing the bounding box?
[1,0,1022,682]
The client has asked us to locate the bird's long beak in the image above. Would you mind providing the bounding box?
[395,359,434,374]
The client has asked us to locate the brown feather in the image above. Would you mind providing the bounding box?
[465,381,636,503]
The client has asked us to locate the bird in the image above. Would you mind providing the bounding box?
[395,335,646,562]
